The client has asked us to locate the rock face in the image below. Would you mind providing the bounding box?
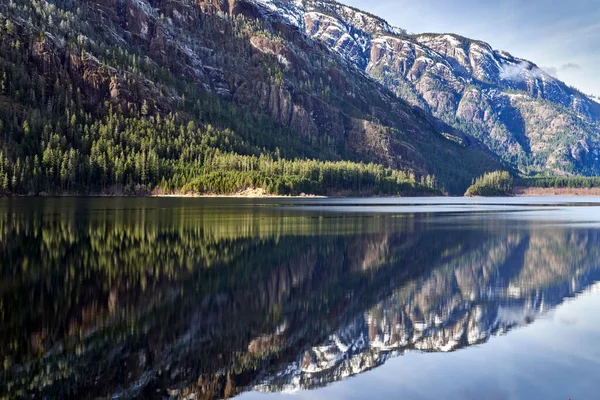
[241,0,600,175]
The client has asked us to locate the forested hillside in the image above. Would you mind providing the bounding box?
[0,0,502,196]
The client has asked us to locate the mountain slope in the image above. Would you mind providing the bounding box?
[249,0,600,175]
[0,0,502,195]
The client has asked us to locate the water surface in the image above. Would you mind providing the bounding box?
[1,197,599,399]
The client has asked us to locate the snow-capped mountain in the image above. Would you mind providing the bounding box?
[3,0,600,199]
[245,0,600,175]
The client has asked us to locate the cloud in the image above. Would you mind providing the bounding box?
[499,61,581,83]
[561,62,581,71]
[543,66,559,76]
[499,61,545,82]
[542,63,582,77]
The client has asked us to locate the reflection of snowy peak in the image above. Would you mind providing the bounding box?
[247,0,600,175]
[252,236,600,393]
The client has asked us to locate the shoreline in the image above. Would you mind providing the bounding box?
[0,186,436,199]
[2,187,327,199]
[5,187,600,199]
[2,193,328,199]
[155,187,328,198]
[151,193,327,199]
[513,187,600,197]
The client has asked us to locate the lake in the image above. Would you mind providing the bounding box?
[1,197,599,399]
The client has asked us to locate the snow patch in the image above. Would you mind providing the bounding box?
[129,0,157,18]
[141,21,148,37]
[437,34,461,47]
[496,305,537,326]
[252,0,306,28]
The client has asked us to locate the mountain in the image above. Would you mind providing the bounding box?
[0,0,504,196]
[2,0,600,195]
[246,0,600,175]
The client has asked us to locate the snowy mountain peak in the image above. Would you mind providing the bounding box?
[249,0,409,38]
[246,0,600,175]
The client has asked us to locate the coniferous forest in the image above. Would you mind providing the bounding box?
[0,0,506,196]
[0,17,432,196]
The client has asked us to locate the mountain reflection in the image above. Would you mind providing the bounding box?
[0,199,598,399]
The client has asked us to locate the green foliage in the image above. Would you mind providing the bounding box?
[179,154,439,196]
[0,105,437,195]
[465,170,513,197]
[0,0,440,197]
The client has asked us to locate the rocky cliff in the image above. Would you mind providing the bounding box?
[243,0,600,175]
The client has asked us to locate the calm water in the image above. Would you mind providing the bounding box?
[1,197,600,399]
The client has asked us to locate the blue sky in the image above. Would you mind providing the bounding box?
[340,0,600,97]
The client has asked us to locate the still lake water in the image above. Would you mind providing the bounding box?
[1,197,600,399]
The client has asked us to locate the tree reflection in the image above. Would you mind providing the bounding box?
[0,199,599,398]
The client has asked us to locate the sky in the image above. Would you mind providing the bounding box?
[339,0,600,97]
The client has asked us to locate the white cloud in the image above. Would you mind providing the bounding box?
[499,61,546,82]
[561,62,582,71]
[543,66,559,76]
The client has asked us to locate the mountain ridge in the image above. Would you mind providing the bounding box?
[246,0,600,175]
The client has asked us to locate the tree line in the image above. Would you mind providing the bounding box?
[516,176,600,189]
[0,106,438,196]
